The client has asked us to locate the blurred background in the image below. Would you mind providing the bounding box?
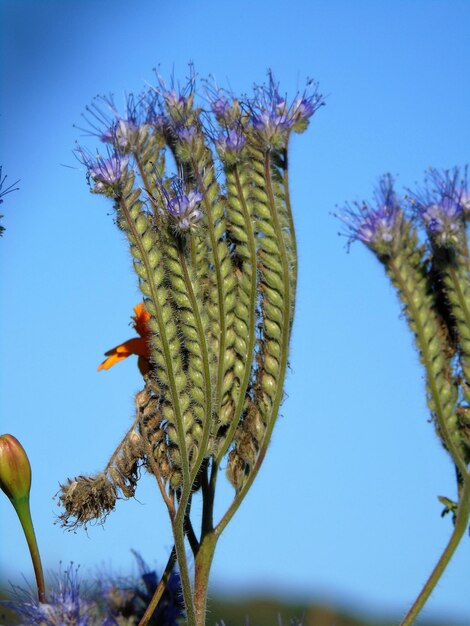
[1,1,470,624]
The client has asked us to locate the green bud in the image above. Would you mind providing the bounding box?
[0,434,31,503]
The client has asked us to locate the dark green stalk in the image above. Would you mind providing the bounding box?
[137,547,177,626]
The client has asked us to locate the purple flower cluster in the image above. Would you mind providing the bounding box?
[6,565,92,626]
[86,153,129,192]
[250,72,323,147]
[420,198,463,246]
[100,118,140,151]
[6,556,183,626]
[166,188,203,231]
[215,128,246,161]
[339,176,402,253]
[100,552,183,626]
[411,167,468,247]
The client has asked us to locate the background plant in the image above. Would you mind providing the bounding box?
[340,169,470,624]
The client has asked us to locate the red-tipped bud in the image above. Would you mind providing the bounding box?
[0,434,32,503]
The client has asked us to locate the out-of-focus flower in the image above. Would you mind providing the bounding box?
[98,303,152,375]
[100,552,183,626]
[420,198,463,246]
[211,96,231,119]
[215,128,246,162]
[6,565,92,626]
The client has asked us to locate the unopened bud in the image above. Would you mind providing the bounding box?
[0,434,32,503]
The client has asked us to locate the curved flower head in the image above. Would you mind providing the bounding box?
[250,71,323,147]
[80,93,146,153]
[205,83,243,128]
[101,118,140,151]
[410,167,467,247]
[339,175,403,254]
[81,149,129,194]
[98,303,151,375]
[421,198,463,246]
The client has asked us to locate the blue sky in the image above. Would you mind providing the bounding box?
[1,0,470,622]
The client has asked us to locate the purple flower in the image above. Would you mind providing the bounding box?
[167,189,203,231]
[410,167,467,246]
[421,198,463,246]
[250,72,323,146]
[6,564,92,626]
[85,152,129,192]
[99,552,183,626]
[100,119,140,151]
[460,189,470,214]
[339,175,402,253]
[291,96,318,123]
[175,125,197,145]
[211,96,231,118]
[215,128,246,160]
[80,93,144,152]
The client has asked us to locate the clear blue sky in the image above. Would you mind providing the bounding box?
[1,0,470,623]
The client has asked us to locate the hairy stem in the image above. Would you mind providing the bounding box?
[400,475,470,626]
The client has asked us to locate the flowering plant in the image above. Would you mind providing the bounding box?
[54,67,323,625]
[340,168,470,625]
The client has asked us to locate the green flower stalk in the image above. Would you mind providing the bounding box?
[339,169,470,624]
[0,434,45,603]
[59,69,323,626]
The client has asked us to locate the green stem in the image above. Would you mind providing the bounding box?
[137,547,177,626]
[400,475,470,626]
[14,498,45,603]
[193,532,217,626]
[172,517,196,626]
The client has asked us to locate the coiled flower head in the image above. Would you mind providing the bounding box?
[410,167,468,247]
[339,175,403,255]
[80,149,129,195]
